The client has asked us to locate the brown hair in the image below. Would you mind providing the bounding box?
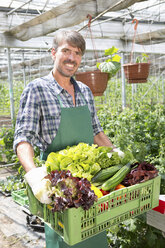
[52,30,86,55]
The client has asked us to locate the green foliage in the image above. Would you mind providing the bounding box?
[0,83,10,115]
[136,53,149,63]
[0,123,16,163]
[97,102,165,246]
[97,46,121,77]
[33,155,45,167]
[97,102,165,195]
[97,103,165,163]
[0,174,25,193]
[0,80,24,115]
[0,116,41,164]
[95,75,164,113]
[107,214,165,248]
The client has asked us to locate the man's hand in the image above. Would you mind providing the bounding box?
[113,148,124,158]
[25,166,52,204]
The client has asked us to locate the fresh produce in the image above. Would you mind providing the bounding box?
[122,161,158,186]
[101,162,132,191]
[45,143,127,181]
[100,189,110,196]
[115,184,126,190]
[46,170,98,212]
[91,164,123,183]
[45,143,101,181]
[95,146,122,169]
[45,143,133,182]
[91,184,103,198]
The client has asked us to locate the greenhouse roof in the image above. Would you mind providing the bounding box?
[0,0,165,42]
[1,0,165,79]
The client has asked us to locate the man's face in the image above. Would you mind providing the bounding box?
[52,41,82,77]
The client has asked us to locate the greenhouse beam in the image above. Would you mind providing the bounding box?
[121,53,126,109]
[7,48,15,122]
[22,52,26,87]
[163,78,165,104]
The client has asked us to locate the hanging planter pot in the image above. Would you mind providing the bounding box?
[76,15,121,96]
[75,46,121,96]
[75,70,109,96]
[123,62,150,84]
[123,19,150,84]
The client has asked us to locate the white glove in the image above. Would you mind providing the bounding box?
[113,148,124,158]
[25,166,52,204]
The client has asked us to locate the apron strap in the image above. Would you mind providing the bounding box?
[56,95,64,108]
[56,91,87,108]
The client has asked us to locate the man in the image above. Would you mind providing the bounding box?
[14,30,123,248]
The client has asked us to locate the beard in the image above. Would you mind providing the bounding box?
[57,60,78,77]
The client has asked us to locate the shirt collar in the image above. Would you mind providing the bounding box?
[45,71,81,95]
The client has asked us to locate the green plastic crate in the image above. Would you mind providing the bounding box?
[11,189,29,206]
[27,176,161,246]
[27,185,44,218]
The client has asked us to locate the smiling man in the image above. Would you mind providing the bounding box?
[14,30,123,248]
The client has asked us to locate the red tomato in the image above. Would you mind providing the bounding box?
[100,189,110,196]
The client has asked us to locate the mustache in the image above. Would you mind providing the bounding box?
[64,60,77,66]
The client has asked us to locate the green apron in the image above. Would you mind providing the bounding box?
[41,94,108,248]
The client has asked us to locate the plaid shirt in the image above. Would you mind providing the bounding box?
[13,71,103,152]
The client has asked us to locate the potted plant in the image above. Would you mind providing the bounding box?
[75,46,121,96]
[123,53,150,84]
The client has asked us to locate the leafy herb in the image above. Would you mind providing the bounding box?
[122,161,158,186]
[46,170,97,212]
[45,143,129,179]
[45,143,101,181]
[96,146,122,168]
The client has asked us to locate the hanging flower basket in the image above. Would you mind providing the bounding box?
[123,19,150,84]
[123,62,150,84]
[75,46,121,96]
[75,16,120,96]
[75,70,109,96]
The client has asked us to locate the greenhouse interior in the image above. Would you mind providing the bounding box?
[0,0,165,247]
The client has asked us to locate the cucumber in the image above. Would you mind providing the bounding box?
[91,164,123,183]
[101,162,132,191]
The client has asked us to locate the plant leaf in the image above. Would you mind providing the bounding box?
[112,54,121,62]
[99,61,121,76]
[104,46,119,56]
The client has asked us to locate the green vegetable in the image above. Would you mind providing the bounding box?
[90,163,101,175]
[96,146,122,169]
[45,153,60,171]
[101,162,132,191]
[45,143,101,180]
[121,150,135,165]
[91,164,123,183]
[47,170,97,211]
[45,143,134,181]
